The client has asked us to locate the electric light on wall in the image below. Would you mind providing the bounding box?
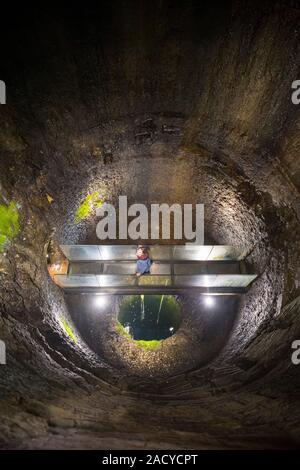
[94,295,108,308]
[204,296,215,307]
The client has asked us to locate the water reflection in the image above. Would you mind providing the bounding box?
[118,295,182,340]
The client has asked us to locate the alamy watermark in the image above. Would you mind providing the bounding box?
[291,80,300,105]
[0,80,6,104]
[95,196,204,245]
[0,340,6,365]
[291,340,300,365]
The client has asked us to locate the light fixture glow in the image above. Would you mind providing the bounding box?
[94,295,107,308]
[204,296,215,307]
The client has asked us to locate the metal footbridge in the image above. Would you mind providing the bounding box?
[52,245,257,294]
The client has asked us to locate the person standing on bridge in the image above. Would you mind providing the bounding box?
[136,246,152,277]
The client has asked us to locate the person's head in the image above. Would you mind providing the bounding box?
[137,247,144,257]
[136,246,148,257]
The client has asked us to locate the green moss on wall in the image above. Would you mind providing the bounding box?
[74,191,105,223]
[115,321,131,339]
[115,321,161,350]
[60,317,77,343]
[0,201,20,252]
[135,339,161,351]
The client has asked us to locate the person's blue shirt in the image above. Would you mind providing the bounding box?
[136,257,151,274]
